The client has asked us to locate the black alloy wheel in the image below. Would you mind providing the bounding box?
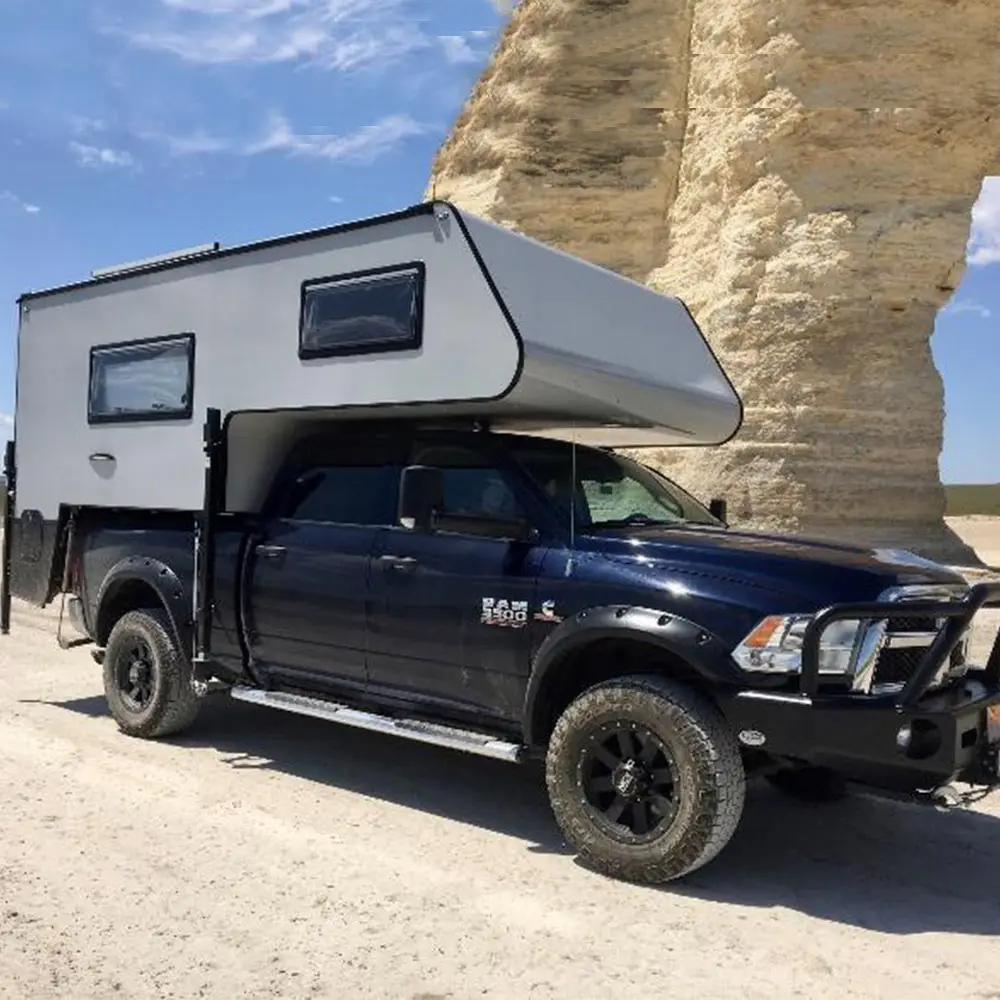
[578,721,680,843]
[114,636,158,713]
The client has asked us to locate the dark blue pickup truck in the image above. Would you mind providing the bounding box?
[61,422,1000,883]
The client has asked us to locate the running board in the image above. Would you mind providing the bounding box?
[230,686,525,762]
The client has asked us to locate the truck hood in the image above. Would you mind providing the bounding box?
[586,523,966,605]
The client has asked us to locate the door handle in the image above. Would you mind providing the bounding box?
[379,554,418,572]
[89,452,115,462]
[257,544,286,560]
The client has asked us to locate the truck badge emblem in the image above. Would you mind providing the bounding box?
[534,600,562,623]
[738,730,766,748]
[481,598,528,628]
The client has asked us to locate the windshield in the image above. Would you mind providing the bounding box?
[504,436,721,531]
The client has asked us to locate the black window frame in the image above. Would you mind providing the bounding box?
[87,332,196,426]
[298,261,426,361]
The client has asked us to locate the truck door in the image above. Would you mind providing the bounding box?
[367,435,546,725]
[244,435,407,696]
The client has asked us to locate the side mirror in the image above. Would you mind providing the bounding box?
[398,465,444,531]
[709,497,728,523]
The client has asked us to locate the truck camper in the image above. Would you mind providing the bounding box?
[5,200,998,883]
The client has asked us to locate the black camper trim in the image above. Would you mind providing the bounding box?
[87,332,196,425]
[298,261,425,361]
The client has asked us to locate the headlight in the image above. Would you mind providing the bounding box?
[732,614,865,675]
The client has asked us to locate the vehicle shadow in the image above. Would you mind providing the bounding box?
[40,692,1000,937]
[672,780,1000,936]
[40,692,565,854]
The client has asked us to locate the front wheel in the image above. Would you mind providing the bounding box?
[103,608,201,739]
[545,675,746,883]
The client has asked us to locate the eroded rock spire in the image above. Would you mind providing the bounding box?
[429,0,999,561]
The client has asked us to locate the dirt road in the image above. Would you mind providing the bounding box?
[2,534,1000,998]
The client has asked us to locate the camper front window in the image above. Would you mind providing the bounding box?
[88,334,194,423]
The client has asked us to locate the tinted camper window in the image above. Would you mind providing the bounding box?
[299,263,424,359]
[88,334,194,424]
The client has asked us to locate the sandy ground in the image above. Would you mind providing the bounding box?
[1,522,999,1000]
[948,514,1000,571]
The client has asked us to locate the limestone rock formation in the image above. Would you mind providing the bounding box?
[428,0,1000,562]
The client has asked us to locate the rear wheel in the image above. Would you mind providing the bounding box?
[103,608,201,739]
[545,675,745,883]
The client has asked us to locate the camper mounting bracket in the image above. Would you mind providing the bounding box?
[192,407,223,694]
[1,439,15,635]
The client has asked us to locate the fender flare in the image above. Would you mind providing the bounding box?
[522,605,743,746]
[95,556,190,652]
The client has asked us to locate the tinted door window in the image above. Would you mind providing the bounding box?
[412,445,524,521]
[279,465,400,526]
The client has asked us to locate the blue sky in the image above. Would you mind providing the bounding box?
[0,0,997,483]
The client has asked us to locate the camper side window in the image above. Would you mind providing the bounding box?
[88,334,195,424]
[299,263,424,359]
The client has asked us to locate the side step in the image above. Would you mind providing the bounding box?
[230,686,525,763]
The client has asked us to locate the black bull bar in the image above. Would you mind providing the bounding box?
[800,580,1000,703]
[717,580,1000,794]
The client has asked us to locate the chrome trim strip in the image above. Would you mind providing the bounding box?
[851,620,888,694]
[883,632,938,649]
[733,690,813,705]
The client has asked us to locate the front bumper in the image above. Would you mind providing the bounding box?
[721,676,1000,791]
[720,581,1000,793]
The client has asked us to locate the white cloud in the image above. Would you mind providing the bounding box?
[942,300,992,320]
[70,142,136,169]
[1,190,40,215]
[161,0,301,13]
[246,110,426,161]
[153,130,233,156]
[438,35,478,65]
[329,195,343,203]
[147,111,429,164]
[968,176,1000,267]
[71,115,109,136]
[0,414,12,429]
[116,0,428,72]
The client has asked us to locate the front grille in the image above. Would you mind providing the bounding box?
[868,585,970,692]
[872,647,923,687]
[886,614,938,633]
[871,643,967,691]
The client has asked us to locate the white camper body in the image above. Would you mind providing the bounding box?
[13,201,741,521]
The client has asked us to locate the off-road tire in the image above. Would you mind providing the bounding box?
[545,675,745,884]
[766,766,848,803]
[103,608,201,739]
